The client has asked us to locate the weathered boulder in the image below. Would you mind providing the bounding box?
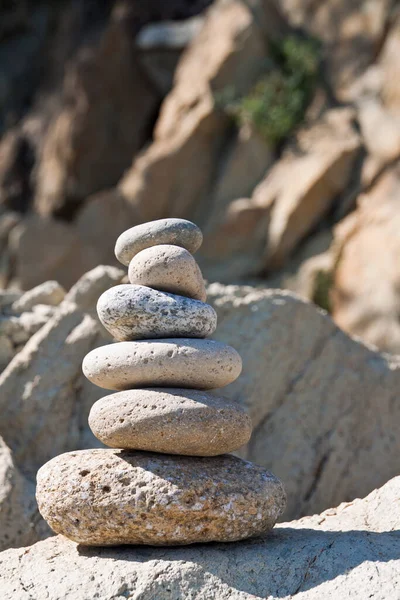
[0,267,126,548]
[11,281,65,313]
[3,273,400,547]
[0,268,123,373]
[331,165,400,354]
[199,125,273,281]
[1,476,400,599]
[255,108,361,270]
[9,214,92,290]
[64,265,124,313]
[119,0,281,223]
[199,108,360,280]
[208,283,400,519]
[279,0,393,101]
[0,282,66,372]
[0,300,108,479]
[353,14,400,178]
[10,194,133,291]
[0,436,50,552]
[34,5,159,218]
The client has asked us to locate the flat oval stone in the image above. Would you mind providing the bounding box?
[97,285,216,341]
[115,219,203,266]
[128,245,206,301]
[82,338,242,390]
[36,449,286,545]
[89,388,252,455]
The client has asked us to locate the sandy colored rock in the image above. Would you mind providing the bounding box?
[9,214,93,291]
[65,265,125,312]
[331,165,400,354]
[115,219,203,266]
[97,284,216,341]
[199,124,273,281]
[36,449,285,546]
[88,388,252,455]
[118,0,273,224]
[4,477,399,599]
[279,0,392,101]
[128,244,206,301]
[82,338,242,391]
[207,282,400,520]
[0,302,107,478]
[0,436,49,552]
[254,108,361,269]
[11,281,65,313]
[34,7,159,218]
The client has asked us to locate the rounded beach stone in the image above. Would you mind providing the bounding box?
[115,219,203,266]
[82,338,242,390]
[97,285,216,341]
[89,388,252,455]
[128,245,206,301]
[36,449,286,546]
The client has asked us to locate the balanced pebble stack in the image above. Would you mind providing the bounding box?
[36,219,286,546]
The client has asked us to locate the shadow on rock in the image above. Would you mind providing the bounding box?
[77,527,400,598]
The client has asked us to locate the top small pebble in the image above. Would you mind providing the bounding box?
[115,219,203,266]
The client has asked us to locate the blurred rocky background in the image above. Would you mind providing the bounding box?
[1,0,400,567]
[0,0,399,356]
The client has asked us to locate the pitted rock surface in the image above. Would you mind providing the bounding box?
[82,338,242,390]
[89,388,252,455]
[115,218,203,266]
[128,244,206,301]
[36,449,286,546]
[97,284,216,341]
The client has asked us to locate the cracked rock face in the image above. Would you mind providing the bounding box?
[88,388,252,455]
[97,284,216,340]
[36,449,286,546]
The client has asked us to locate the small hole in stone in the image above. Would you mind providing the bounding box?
[80,470,90,477]
[120,418,125,423]
[103,485,111,493]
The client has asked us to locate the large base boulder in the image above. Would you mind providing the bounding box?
[1,476,399,599]
[208,283,400,519]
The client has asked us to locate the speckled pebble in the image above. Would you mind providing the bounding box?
[115,219,203,266]
[36,449,286,546]
[128,245,206,301]
[97,285,216,341]
[88,388,252,455]
[82,338,242,390]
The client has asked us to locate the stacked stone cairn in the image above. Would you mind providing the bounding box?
[36,219,286,546]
